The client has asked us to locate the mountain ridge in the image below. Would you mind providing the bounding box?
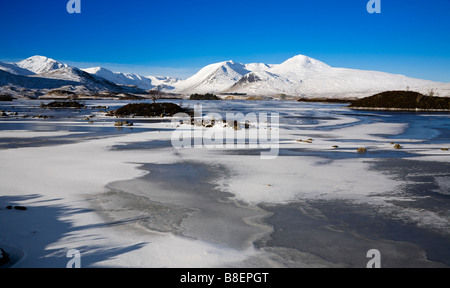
[1,55,449,99]
[81,66,181,91]
[0,56,146,98]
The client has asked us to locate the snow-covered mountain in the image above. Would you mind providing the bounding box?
[172,60,273,94]
[16,56,69,74]
[149,55,448,98]
[223,55,450,98]
[1,54,449,99]
[42,66,145,93]
[82,67,180,91]
[0,56,146,97]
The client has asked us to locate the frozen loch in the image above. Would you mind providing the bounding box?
[0,99,449,268]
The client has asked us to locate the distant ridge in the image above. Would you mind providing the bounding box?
[0,56,146,98]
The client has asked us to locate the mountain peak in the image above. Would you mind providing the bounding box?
[26,55,50,61]
[17,55,68,74]
[84,66,105,73]
[289,54,313,61]
[82,66,114,76]
[279,54,330,69]
[267,54,330,79]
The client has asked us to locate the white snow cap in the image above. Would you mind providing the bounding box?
[283,54,330,67]
[17,55,68,74]
[270,55,331,74]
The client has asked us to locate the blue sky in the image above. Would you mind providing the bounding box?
[0,0,449,81]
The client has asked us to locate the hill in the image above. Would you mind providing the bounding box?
[348,91,450,110]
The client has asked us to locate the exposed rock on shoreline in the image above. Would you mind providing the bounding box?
[0,248,10,267]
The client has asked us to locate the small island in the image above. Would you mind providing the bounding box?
[41,100,86,109]
[0,94,14,101]
[297,97,354,104]
[189,93,221,100]
[348,91,450,111]
[113,103,193,117]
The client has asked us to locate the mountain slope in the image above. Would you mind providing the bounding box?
[82,67,180,91]
[0,69,84,98]
[0,62,35,76]
[0,69,79,89]
[82,67,155,90]
[38,66,146,94]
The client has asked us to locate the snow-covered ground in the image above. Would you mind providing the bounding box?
[0,100,449,268]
